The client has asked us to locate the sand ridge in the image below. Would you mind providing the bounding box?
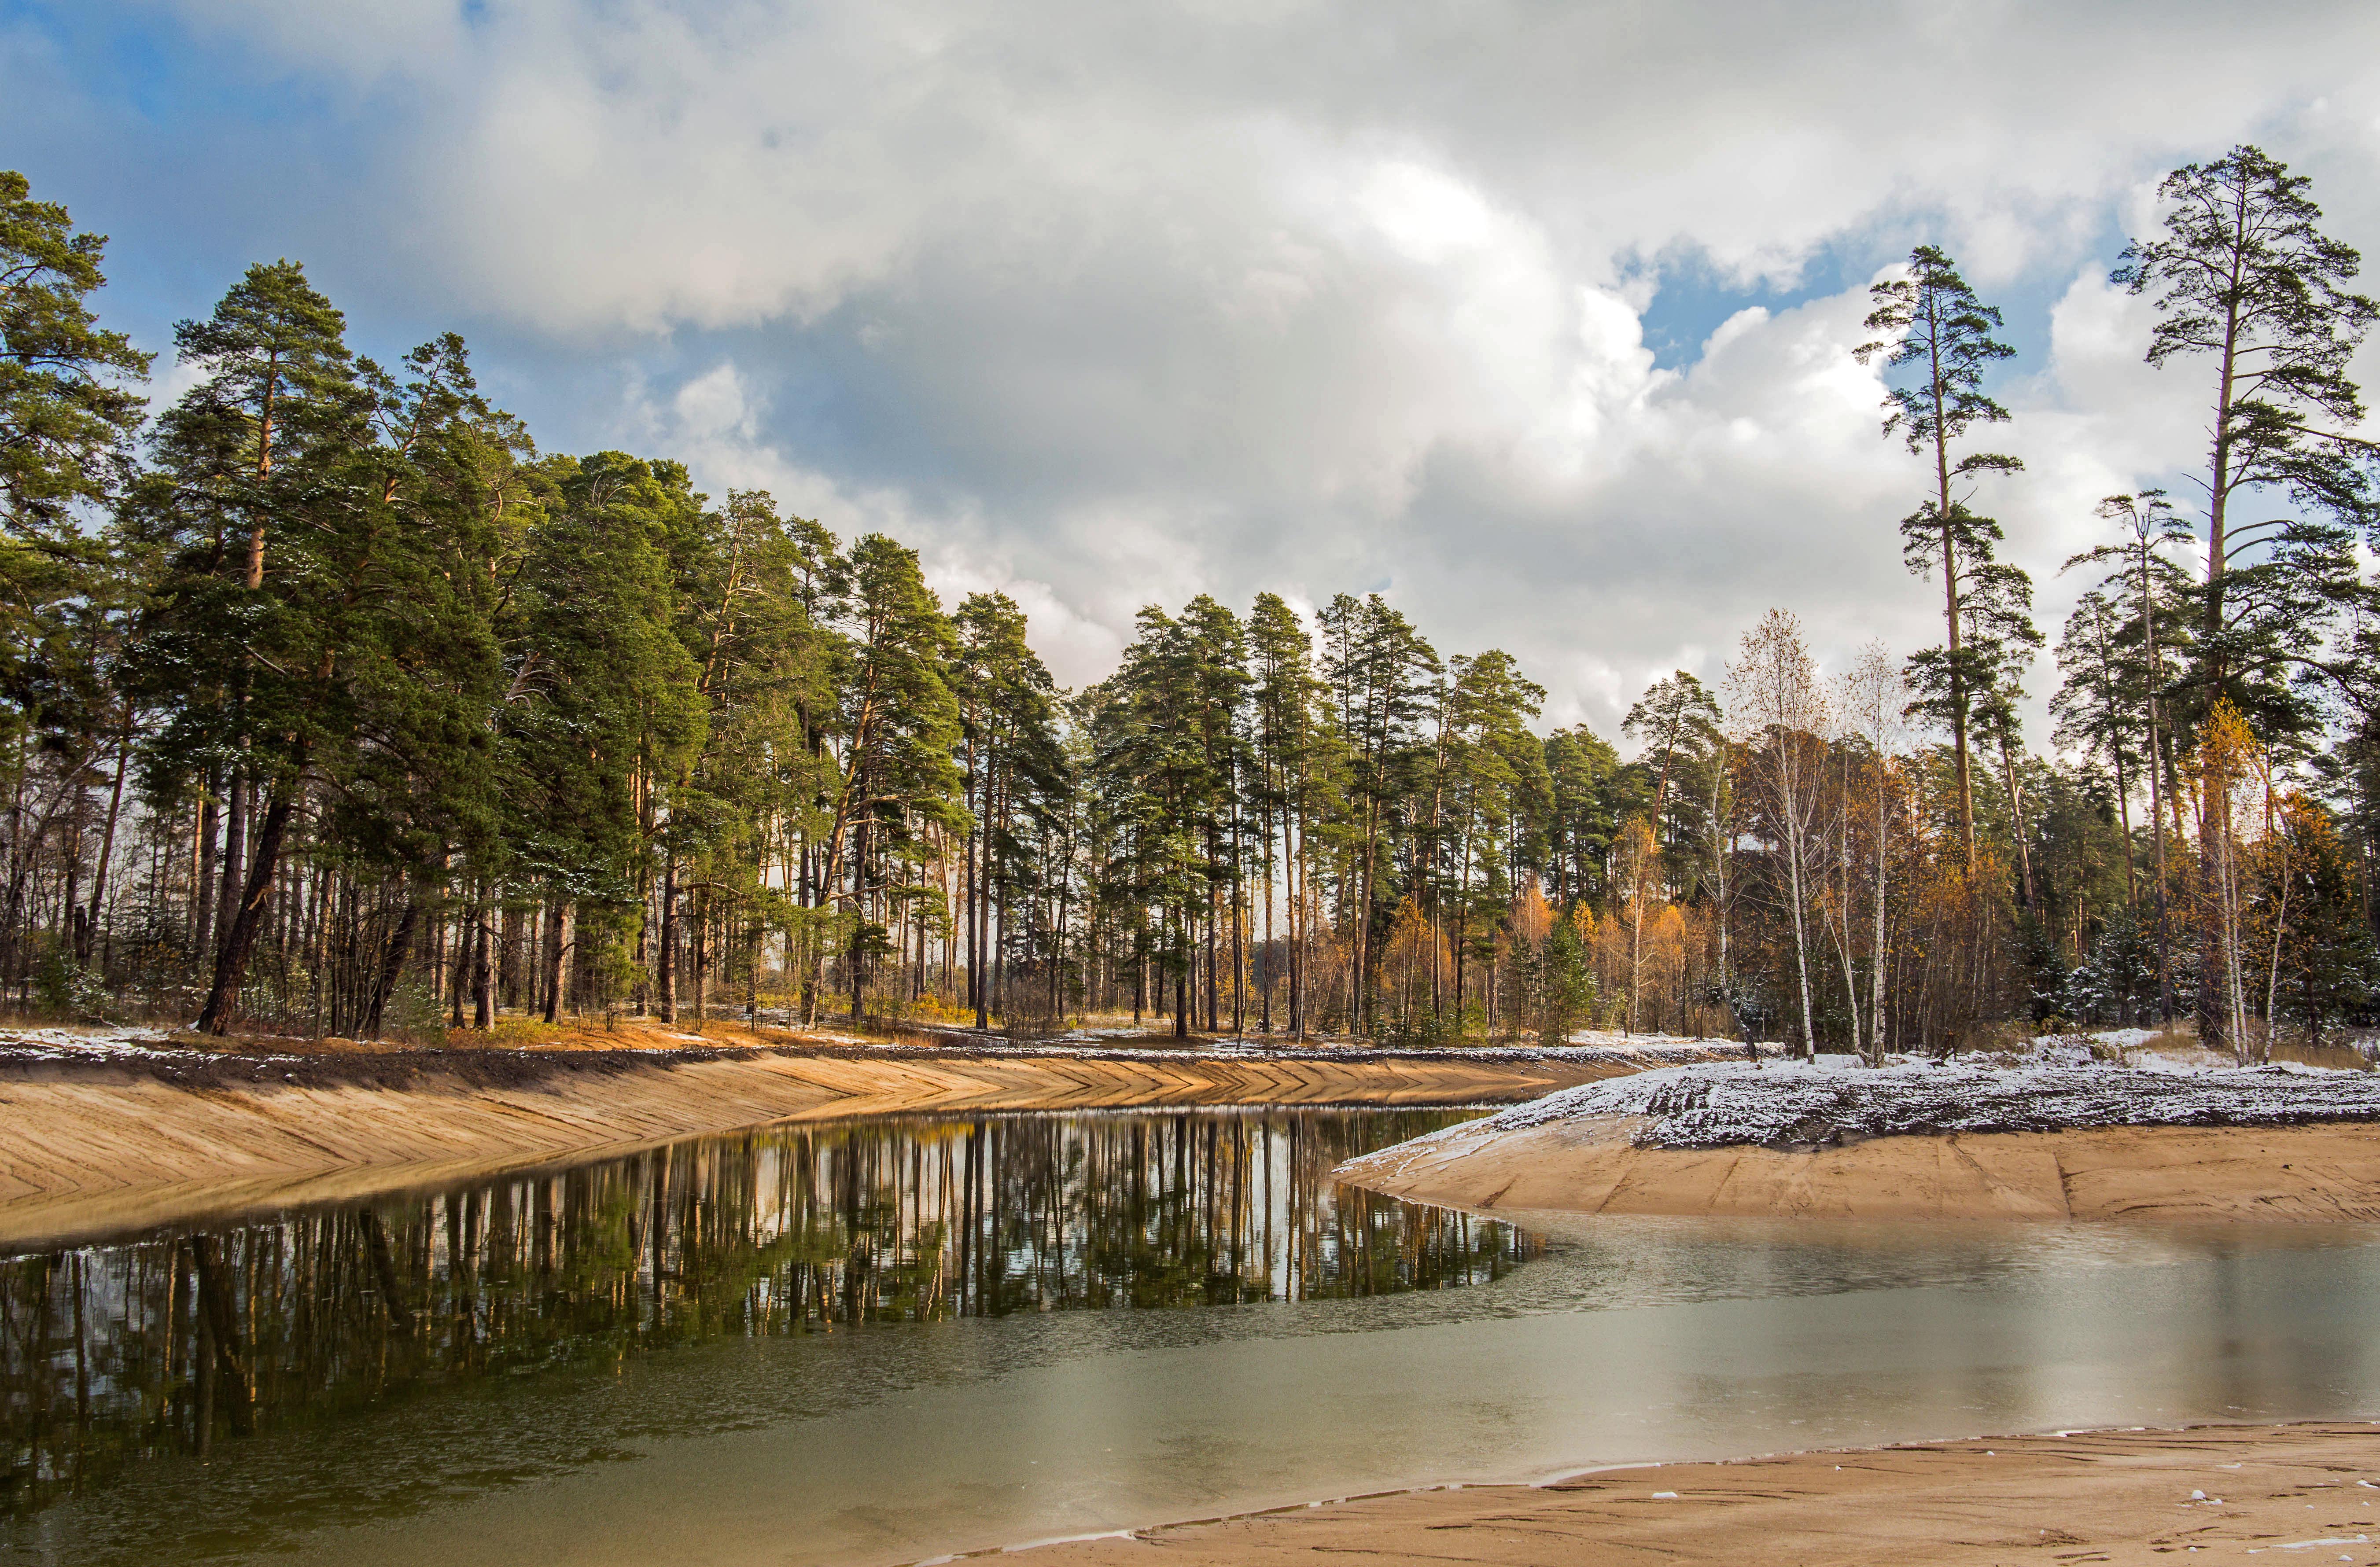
[1335,1114,2380,1221]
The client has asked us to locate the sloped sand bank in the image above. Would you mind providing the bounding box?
[0,1037,1692,1247]
[1025,1421,2380,1567]
[1335,1113,2380,1221]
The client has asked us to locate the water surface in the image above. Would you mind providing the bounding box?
[6,1106,2380,1566]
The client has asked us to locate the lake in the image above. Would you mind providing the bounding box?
[6,1105,2380,1565]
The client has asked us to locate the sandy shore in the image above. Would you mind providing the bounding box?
[1022,1421,2380,1566]
[1336,1113,2380,1221]
[0,1035,1690,1247]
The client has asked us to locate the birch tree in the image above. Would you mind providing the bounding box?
[1835,644,1905,1064]
[1725,610,1830,1059]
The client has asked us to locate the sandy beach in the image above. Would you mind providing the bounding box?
[1023,1421,2380,1567]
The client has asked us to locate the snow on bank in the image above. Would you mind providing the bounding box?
[0,1026,307,1066]
[0,1026,188,1056]
[1451,1046,2380,1151]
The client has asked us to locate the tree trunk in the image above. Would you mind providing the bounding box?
[971,803,989,1031]
[541,897,570,1024]
[472,884,494,1030]
[195,779,297,1036]
[848,817,869,1020]
[214,770,247,962]
[1260,799,1275,1034]
[1926,303,1978,868]
[1870,765,1890,1062]
[656,853,678,1024]
[192,787,218,957]
[691,888,709,1029]
[1997,732,2037,909]
[79,724,131,967]
[449,904,471,1029]
[362,895,418,1040]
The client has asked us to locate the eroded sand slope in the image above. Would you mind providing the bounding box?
[0,1045,1649,1246]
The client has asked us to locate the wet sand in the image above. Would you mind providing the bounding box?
[1024,1421,2380,1567]
[1336,1113,2380,1221]
[0,1034,1691,1247]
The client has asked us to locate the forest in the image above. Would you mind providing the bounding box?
[2,142,2377,1060]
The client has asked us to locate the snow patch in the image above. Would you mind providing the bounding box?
[0,1026,308,1067]
[1459,1047,2380,1149]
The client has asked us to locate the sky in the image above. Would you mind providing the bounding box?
[7,0,2380,744]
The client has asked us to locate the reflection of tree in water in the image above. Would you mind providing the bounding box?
[0,1108,1523,1516]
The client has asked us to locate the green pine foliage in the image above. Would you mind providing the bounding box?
[1857,244,2036,864]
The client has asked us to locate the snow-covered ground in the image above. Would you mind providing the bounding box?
[0,1024,312,1065]
[1456,1040,2380,1150]
[1558,1029,1753,1053]
[0,1024,172,1052]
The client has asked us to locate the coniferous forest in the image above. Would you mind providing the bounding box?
[4,143,2379,1060]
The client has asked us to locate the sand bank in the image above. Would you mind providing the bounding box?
[1023,1421,2380,1567]
[0,1035,1693,1247]
[1336,1112,2380,1221]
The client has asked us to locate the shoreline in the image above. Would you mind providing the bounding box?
[1336,1113,2380,1221]
[0,1032,1716,1249]
[1009,1420,2380,1566]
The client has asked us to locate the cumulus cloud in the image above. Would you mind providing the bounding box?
[58,0,2380,736]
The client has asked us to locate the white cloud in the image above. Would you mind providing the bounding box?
[111,0,2380,741]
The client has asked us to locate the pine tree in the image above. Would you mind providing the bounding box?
[502,452,704,1022]
[0,176,151,998]
[0,169,149,608]
[1618,671,1717,1031]
[1246,592,1335,1037]
[1317,593,1437,1034]
[2265,795,2375,1049]
[814,534,961,1019]
[2059,490,2198,1022]
[2115,146,2378,734]
[125,261,384,1031]
[641,487,826,1025]
[1540,725,1620,908]
[2116,145,2377,1049]
[1442,649,1549,1026]
[954,590,1064,1028]
[2051,588,2146,898]
[1857,245,2026,864]
[1093,606,1217,1035]
[1621,673,1723,888]
[1176,596,1250,1032]
[328,338,532,1034]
